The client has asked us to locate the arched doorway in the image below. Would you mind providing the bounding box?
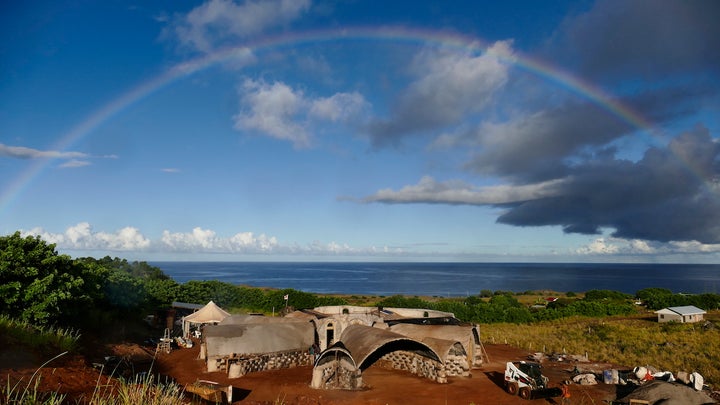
[326,322,335,349]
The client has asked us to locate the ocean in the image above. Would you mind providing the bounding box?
[150,262,720,297]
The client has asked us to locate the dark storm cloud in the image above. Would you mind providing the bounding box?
[463,86,708,182]
[551,0,720,80]
[497,126,720,244]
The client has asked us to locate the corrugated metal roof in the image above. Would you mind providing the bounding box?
[666,305,706,315]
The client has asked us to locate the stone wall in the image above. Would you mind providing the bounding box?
[379,351,447,383]
[207,349,314,376]
[444,353,470,377]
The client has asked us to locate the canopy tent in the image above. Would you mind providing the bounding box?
[182,301,230,337]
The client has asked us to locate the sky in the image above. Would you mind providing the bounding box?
[1,0,720,263]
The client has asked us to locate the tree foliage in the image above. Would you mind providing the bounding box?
[0,232,106,325]
[3,232,719,330]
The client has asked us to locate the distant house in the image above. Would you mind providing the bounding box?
[655,305,706,323]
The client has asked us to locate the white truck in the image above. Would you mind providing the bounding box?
[504,361,561,400]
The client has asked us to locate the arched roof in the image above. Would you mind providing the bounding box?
[338,324,442,370]
[389,323,475,344]
[314,341,356,369]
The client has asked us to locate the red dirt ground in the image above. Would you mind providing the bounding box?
[2,338,621,405]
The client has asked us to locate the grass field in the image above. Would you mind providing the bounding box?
[480,311,720,384]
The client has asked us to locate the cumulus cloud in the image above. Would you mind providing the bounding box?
[160,227,279,253]
[167,0,311,53]
[22,223,407,258]
[577,237,720,256]
[234,79,310,147]
[234,78,369,148]
[368,40,514,146]
[310,92,368,122]
[24,223,151,251]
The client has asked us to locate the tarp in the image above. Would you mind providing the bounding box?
[204,322,315,357]
[182,301,231,337]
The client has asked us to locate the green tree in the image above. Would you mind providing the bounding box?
[584,289,631,301]
[636,288,674,309]
[0,232,105,325]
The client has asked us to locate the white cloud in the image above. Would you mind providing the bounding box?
[20,222,720,259]
[21,223,406,258]
[310,92,368,122]
[234,79,370,147]
[408,40,513,117]
[24,223,151,251]
[576,238,621,255]
[0,143,88,160]
[669,240,720,254]
[59,159,91,168]
[576,237,720,256]
[363,176,565,205]
[169,0,311,53]
[368,40,514,143]
[234,79,310,147]
[160,227,279,253]
[1,143,115,169]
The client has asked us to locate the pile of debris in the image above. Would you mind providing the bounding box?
[525,351,718,404]
[616,380,717,405]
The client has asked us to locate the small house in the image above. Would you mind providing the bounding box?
[655,305,706,323]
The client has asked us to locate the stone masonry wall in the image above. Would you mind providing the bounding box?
[379,351,447,383]
[444,353,470,377]
[207,349,314,377]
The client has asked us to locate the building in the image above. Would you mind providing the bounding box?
[198,304,487,387]
[655,305,706,323]
[202,314,315,375]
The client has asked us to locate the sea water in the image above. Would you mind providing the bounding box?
[150,262,720,296]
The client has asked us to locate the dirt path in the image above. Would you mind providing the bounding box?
[153,342,618,404]
[2,335,619,405]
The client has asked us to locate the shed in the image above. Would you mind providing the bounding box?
[655,306,706,323]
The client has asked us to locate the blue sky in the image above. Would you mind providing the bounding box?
[2,0,720,262]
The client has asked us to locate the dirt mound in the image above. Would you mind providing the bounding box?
[617,380,717,405]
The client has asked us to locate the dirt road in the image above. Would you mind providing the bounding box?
[153,342,618,404]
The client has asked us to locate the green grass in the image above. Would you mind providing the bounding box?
[89,374,185,405]
[0,315,80,353]
[2,372,186,405]
[481,312,720,384]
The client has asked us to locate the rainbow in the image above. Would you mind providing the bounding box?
[0,26,664,215]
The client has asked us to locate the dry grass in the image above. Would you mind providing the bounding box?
[480,311,720,384]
